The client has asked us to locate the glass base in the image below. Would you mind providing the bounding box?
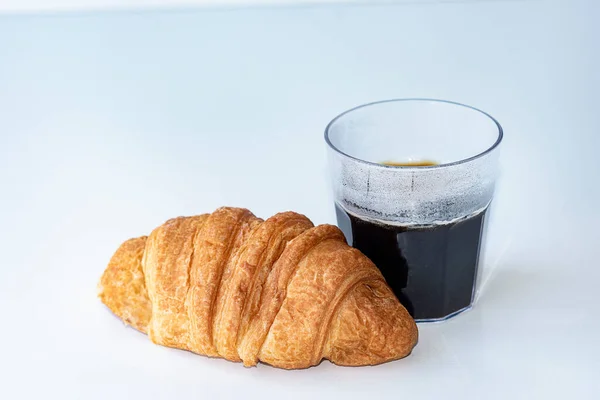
[414,303,473,323]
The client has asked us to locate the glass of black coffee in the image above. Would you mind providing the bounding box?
[325,99,502,322]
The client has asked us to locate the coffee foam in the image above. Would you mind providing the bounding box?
[329,149,498,226]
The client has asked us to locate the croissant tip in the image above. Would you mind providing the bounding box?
[97,281,105,298]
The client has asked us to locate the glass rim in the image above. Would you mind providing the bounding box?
[324,98,504,170]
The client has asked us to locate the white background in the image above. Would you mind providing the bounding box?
[0,0,499,14]
[1,0,599,399]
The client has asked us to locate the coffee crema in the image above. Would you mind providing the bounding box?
[381,160,438,167]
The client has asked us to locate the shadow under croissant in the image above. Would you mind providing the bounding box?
[97,207,418,370]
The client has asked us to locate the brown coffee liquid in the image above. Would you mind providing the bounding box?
[381,160,438,167]
[335,204,487,321]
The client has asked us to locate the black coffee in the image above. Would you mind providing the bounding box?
[335,203,487,321]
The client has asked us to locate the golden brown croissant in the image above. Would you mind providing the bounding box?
[98,207,417,369]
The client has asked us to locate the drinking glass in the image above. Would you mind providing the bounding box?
[325,99,503,322]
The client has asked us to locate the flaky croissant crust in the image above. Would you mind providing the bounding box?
[98,207,417,369]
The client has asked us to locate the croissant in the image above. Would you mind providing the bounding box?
[98,207,417,369]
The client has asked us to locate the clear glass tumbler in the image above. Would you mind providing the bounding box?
[325,99,503,322]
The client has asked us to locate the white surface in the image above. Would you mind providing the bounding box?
[0,0,599,398]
